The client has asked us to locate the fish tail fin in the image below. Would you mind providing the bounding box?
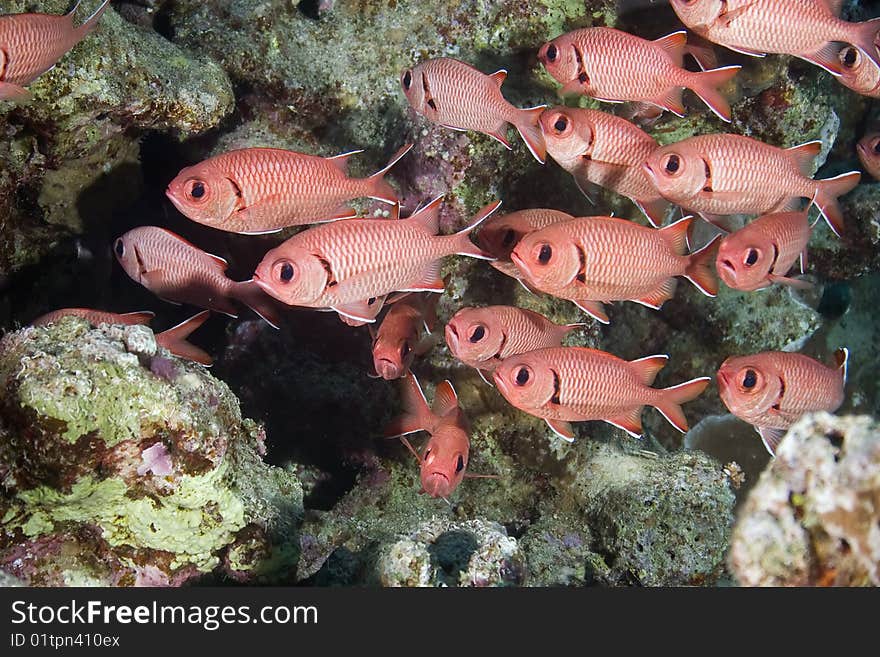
[514,105,548,164]
[689,65,740,122]
[814,171,860,237]
[654,377,711,433]
[834,347,849,386]
[449,200,501,260]
[155,311,213,366]
[557,322,587,343]
[233,280,283,329]
[659,215,692,256]
[384,372,433,438]
[365,143,413,204]
[74,0,112,40]
[684,234,721,297]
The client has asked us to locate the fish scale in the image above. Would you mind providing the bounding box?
[485,307,570,357]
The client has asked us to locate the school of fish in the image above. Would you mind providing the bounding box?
[10,1,874,499]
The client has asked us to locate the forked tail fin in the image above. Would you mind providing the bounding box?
[654,376,711,432]
[689,65,741,122]
[814,171,860,237]
[515,105,548,164]
[155,311,213,366]
[384,371,434,438]
[366,143,413,204]
[73,0,112,41]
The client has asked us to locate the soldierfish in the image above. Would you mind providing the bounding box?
[0,0,111,101]
[31,308,214,365]
[510,216,719,324]
[539,106,670,227]
[445,305,582,379]
[477,208,574,280]
[252,197,497,323]
[836,44,880,98]
[644,134,861,236]
[384,373,471,498]
[493,346,710,440]
[668,0,880,76]
[401,57,547,163]
[114,226,282,328]
[717,349,849,455]
[716,208,814,291]
[166,144,412,234]
[856,131,880,180]
[371,294,438,380]
[537,27,740,121]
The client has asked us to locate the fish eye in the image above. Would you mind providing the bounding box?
[400,341,411,359]
[501,228,517,247]
[663,154,681,174]
[277,261,295,283]
[514,366,532,386]
[744,248,760,266]
[468,324,486,343]
[742,369,757,389]
[872,138,880,155]
[840,46,858,68]
[187,180,206,200]
[553,115,568,133]
[402,70,412,90]
[455,455,465,473]
[546,43,558,62]
[114,239,124,257]
[538,243,552,265]
[368,297,377,306]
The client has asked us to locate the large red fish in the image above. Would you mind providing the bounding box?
[537,28,740,121]
[717,349,848,455]
[716,208,813,291]
[252,197,497,323]
[384,373,471,499]
[31,308,213,366]
[856,131,880,180]
[114,226,281,328]
[493,347,710,440]
[0,0,111,101]
[510,216,719,324]
[835,44,880,98]
[166,144,412,234]
[445,305,581,379]
[644,134,860,236]
[400,57,547,163]
[477,207,574,281]
[669,0,880,76]
[539,106,669,227]
[371,294,438,380]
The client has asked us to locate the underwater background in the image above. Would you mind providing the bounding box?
[0,0,878,587]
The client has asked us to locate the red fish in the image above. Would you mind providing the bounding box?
[252,197,497,323]
[539,106,669,227]
[493,347,710,440]
[400,57,547,163]
[716,208,813,291]
[384,373,471,498]
[31,308,213,365]
[537,28,740,121]
[717,348,848,455]
[669,0,880,76]
[836,44,880,98]
[644,134,860,236]
[445,305,581,380]
[510,216,719,324]
[371,294,438,380]
[856,131,880,180]
[114,226,281,328]
[166,144,412,234]
[0,0,111,101]
[477,207,574,280]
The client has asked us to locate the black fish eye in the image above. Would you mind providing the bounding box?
[401,341,411,358]
[842,47,858,68]
[745,249,759,266]
[515,367,530,386]
[190,181,205,199]
[455,455,465,473]
[280,262,294,282]
[367,297,377,306]
[402,70,412,89]
[664,154,680,173]
[742,369,757,389]
[114,239,124,257]
[501,228,516,247]
[538,244,552,264]
[873,139,880,155]
[469,325,486,343]
[553,116,568,132]
[546,44,557,62]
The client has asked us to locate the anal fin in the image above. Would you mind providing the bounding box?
[607,408,644,438]
[757,426,786,456]
[545,418,575,442]
[572,299,609,324]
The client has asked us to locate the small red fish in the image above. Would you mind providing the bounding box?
[252,197,497,323]
[114,226,281,328]
[384,373,470,498]
[717,348,848,455]
[669,0,880,76]
[644,134,861,236]
[539,106,669,227]
[31,308,213,365]
[836,44,880,98]
[477,207,574,280]
[371,294,438,380]
[716,208,813,291]
[493,347,710,440]
[510,216,719,324]
[445,305,581,379]
[401,57,547,163]
[537,28,740,121]
[0,0,111,101]
[166,144,412,234]
[856,131,880,180]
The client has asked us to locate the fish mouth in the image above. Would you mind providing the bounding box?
[509,251,531,279]
[716,370,730,388]
[856,141,870,160]
[375,358,401,380]
[493,370,511,398]
[643,162,658,184]
[445,324,460,354]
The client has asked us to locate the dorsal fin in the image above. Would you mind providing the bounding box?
[834,347,849,385]
[629,354,669,386]
[432,380,459,417]
[327,149,364,175]
[786,141,821,177]
[407,196,444,234]
[659,216,692,256]
[488,69,508,87]
[654,31,687,68]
